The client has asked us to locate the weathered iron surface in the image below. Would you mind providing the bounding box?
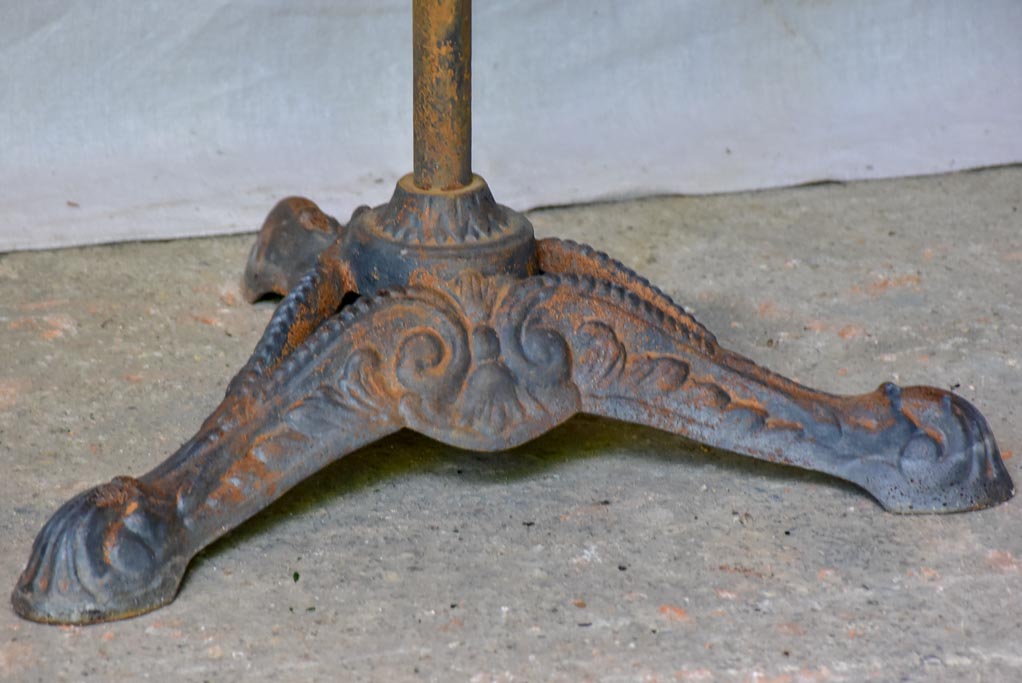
[13,0,1013,625]
[11,176,1015,624]
[240,196,343,302]
[413,0,471,190]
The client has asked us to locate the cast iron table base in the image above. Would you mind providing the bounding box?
[12,174,1014,623]
[12,0,1014,624]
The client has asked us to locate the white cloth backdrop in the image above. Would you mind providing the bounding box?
[2,1,1020,251]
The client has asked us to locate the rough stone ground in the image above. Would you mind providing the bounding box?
[1,167,1021,682]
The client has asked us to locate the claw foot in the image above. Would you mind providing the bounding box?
[242,196,343,302]
[851,385,1014,513]
[11,477,188,624]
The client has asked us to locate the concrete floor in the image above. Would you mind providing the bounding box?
[1,167,1021,682]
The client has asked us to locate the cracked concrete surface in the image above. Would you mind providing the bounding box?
[1,167,1021,682]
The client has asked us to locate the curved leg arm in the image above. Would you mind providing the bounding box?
[227,253,356,398]
[235,198,361,387]
[527,241,1014,513]
[11,290,421,624]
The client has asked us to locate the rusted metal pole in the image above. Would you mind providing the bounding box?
[413,0,472,190]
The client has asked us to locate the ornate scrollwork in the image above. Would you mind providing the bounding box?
[388,271,578,446]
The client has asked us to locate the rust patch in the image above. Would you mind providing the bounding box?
[852,273,922,297]
[838,324,866,340]
[438,616,464,632]
[775,621,806,636]
[986,549,1021,572]
[817,568,838,581]
[726,395,768,416]
[0,378,32,410]
[9,314,78,341]
[218,287,240,307]
[0,641,35,676]
[190,314,223,327]
[765,417,803,432]
[208,440,286,509]
[18,299,70,312]
[846,416,880,431]
[102,517,127,565]
[658,604,691,622]
[757,300,781,319]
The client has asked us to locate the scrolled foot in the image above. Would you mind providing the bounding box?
[534,238,1013,513]
[11,477,188,624]
[242,196,345,302]
[849,384,1014,513]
